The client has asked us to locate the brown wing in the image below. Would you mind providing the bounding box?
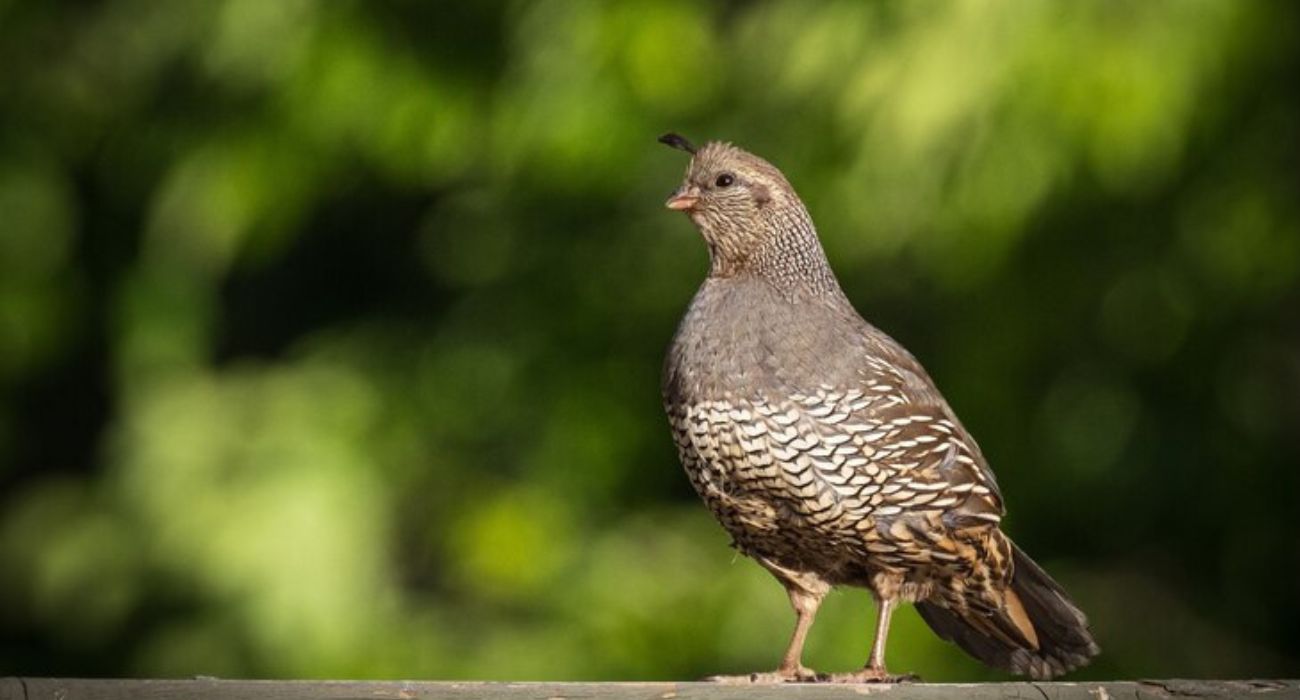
[830,342,1005,524]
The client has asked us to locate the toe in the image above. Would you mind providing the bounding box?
[701,673,780,685]
[826,668,919,684]
[703,667,825,684]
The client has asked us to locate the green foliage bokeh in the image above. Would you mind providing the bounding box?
[1,0,1298,681]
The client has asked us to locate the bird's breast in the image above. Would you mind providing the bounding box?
[662,276,867,407]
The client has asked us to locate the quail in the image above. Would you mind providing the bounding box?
[658,133,1099,682]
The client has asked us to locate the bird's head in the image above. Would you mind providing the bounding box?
[658,133,811,276]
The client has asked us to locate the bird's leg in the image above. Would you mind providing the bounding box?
[775,585,823,680]
[828,596,917,683]
[704,577,827,684]
[864,596,894,676]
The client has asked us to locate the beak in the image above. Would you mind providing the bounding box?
[665,185,701,211]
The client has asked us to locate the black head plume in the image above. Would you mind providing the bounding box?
[658,132,697,155]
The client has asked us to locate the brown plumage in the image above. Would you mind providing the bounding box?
[659,134,1099,682]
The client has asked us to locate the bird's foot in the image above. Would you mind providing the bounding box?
[703,665,824,684]
[826,667,919,684]
[778,664,823,683]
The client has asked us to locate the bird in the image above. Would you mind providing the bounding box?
[657,132,1099,683]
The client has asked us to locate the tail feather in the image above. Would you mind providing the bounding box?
[916,541,1100,679]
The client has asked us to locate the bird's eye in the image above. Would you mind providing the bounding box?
[715,173,735,188]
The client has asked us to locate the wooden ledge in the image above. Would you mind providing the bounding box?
[3,678,1298,700]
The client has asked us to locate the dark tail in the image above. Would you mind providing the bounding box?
[916,542,1100,679]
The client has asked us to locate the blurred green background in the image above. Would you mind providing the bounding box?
[1,0,1298,682]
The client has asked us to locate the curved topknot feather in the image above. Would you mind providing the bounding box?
[658,132,697,154]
